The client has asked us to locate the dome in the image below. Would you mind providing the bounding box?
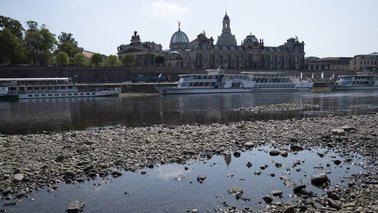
[169,28,189,51]
[170,29,189,44]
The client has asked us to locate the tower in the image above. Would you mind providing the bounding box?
[216,12,237,47]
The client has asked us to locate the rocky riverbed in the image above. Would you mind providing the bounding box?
[0,113,377,212]
[231,103,320,113]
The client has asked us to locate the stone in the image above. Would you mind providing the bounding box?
[293,184,306,193]
[66,201,85,213]
[228,186,243,195]
[246,162,252,168]
[56,155,65,162]
[280,150,289,157]
[111,170,122,178]
[64,171,75,178]
[332,128,345,136]
[283,206,295,213]
[13,173,24,182]
[269,150,280,156]
[244,142,254,148]
[196,176,206,183]
[327,198,341,210]
[327,191,340,200]
[262,195,273,203]
[300,188,313,196]
[290,144,303,151]
[270,190,283,197]
[311,173,330,185]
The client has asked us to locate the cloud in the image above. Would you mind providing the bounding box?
[150,0,187,17]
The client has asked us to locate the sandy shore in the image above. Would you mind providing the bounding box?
[0,112,377,212]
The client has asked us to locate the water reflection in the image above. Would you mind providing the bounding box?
[0,145,366,213]
[0,91,378,134]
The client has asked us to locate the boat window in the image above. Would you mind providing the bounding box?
[42,94,46,96]
[61,94,66,96]
[74,93,78,96]
[92,92,95,95]
[28,95,32,97]
[48,94,53,96]
[86,93,90,95]
[193,82,199,87]
[68,94,72,96]
[55,94,60,96]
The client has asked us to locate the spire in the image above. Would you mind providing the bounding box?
[178,21,181,30]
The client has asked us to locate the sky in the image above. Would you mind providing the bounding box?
[1,0,377,58]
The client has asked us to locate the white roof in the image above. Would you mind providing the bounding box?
[0,78,70,81]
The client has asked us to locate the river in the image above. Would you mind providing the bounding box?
[1,91,378,134]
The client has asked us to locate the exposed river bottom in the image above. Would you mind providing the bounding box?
[0,112,377,212]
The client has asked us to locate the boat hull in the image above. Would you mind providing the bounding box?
[1,90,120,100]
[156,86,312,95]
[332,86,378,91]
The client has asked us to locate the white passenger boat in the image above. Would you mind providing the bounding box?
[0,78,121,100]
[331,72,378,91]
[155,69,313,95]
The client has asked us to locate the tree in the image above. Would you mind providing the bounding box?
[56,32,81,60]
[122,54,135,66]
[90,53,103,67]
[24,21,57,66]
[0,29,29,64]
[73,52,87,66]
[154,55,165,66]
[0,16,29,64]
[0,16,24,39]
[105,55,120,67]
[55,51,69,65]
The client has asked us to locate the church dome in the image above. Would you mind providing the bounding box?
[169,27,189,51]
[170,29,189,45]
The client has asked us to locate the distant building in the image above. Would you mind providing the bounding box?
[118,13,306,70]
[306,57,352,71]
[350,52,378,71]
[117,31,163,66]
[169,13,306,70]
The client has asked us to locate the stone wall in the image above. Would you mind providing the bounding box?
[0,66,193,83]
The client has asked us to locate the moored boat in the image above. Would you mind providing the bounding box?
[0,78,121,100]
[155,69,313,95]
[330,72,378,91]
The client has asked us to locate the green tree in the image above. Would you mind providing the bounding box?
[0,16,24,39]
[24,21,57,66]
[57,32,81,60]
[0,29,29,64]
[122,54,135,66]
[0,16,29,64]
[154,55,165,66]
[90,53,103,67]
[73,52,87,66]
[55,51,69,65]
[105,55,120,67]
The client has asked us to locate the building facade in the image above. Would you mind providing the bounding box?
[118,13,306,70]
[117,31,163,66]
[169,13,306,70]
[350,52,378,71]
[306,57,352,71]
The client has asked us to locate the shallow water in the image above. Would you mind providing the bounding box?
[1,91,378,134]
[1,145,366,212]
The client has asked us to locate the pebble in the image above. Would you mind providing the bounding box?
[0,113,376,213]
[66,200,85,213]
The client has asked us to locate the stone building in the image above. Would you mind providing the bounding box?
[117,31,163,66]
[169,13,306,70]
[306,57,352,71]
[350,52,378,71]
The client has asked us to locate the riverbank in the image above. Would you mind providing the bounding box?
[0,113,377,212]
